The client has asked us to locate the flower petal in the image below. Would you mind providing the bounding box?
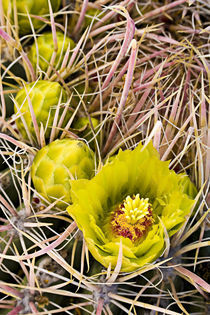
[67,142,196,272]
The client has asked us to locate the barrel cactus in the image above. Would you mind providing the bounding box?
[28,31,75,73]
[14,80,70,141]
[31,139,96,209]
[0,1,208,314]
[2,0,61,34]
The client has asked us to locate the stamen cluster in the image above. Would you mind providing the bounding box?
[111,194,154,242]
[123,194,151,224]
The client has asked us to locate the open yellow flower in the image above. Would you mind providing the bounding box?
[67,143,196,272]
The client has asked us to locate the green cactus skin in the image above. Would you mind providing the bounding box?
[84,9,102,29]
[73,116,100,147]
[69,84,93,108]
[14,80,69,141]
[73,117,99,132]
[28,31,75,73]
[31,139,95,209]
[2,0,61,34]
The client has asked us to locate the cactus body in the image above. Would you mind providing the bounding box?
[31,139,95,208]
[84,9,102,28]
[73,116,100,147]
[2,0,61,34]
[28,31,75,73]
[14,80,69,140]
[69,84,93,108]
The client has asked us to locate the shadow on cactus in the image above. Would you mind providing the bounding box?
[67,142,197,272]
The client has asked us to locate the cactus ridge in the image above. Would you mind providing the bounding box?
[28,31,75,72]
[31,139,95,208]
[3,0,61,34]
[14,80,68,140]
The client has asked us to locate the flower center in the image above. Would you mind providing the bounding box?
[123,194,151,224]
[111,194,154,242]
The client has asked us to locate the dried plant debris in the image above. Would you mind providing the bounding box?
[0,0,209,314]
